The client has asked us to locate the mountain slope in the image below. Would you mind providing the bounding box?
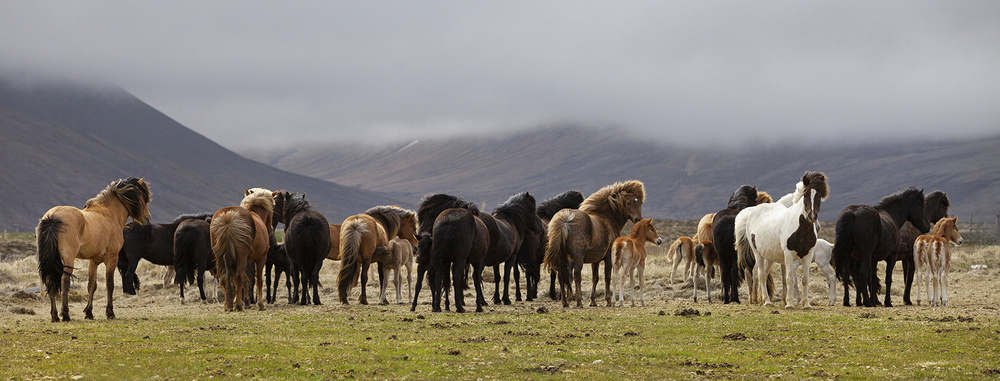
[0,76,407,232]
[247,125,1000,223]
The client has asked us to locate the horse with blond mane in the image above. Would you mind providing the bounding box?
[338,206,418,305]
[210,188,273,312]
[914,217,963,306]
[37,177,152,322]
[544,180,646,308]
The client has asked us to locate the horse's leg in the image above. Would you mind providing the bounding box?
[83,260,99,320]
[513,265,522,302]
[452,259,467,313]
[940,252,950,307]
[783,254,797,309]
[755,260,770,307]
[670,252,679,284]
[297,263,310,305]
[549,270,559,300]
[104,257,117,319]
[915,256,924,306]
[290,266,300,304]
[491,264,501,305]
[255,261,265,311]
[359,258,370,305]
[411,261,425,311]
[472,263,487,312]
[588,262,599,307]
[883,259,896,307]
[265,263,273,304]
[629,262,637,307]
[197,263,207,303]
[799,254,813,309]
[639,261,646,307]
[378,262,389,305]
[164,266,175,287]
[406,261,413,304]
[704,265,712,303]
[902,257,915,305]
[575,261,586,308]
[502,260,513,305]
[818,260,837,306]
[124,258,141,295]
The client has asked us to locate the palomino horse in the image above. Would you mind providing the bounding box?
[273,191,331,305]
[379,237,414,305]
[210,188,273,312]
[668,236,696,284]
[914,217,963,306]
[481,192,542,305]
[711,185,759,304]
[411,194,482,312]
[528,190,584,301]
[544,180,645,308]
[338,206,418,305]
[117,212,212,297]
[736,172,829,308]
[832,187,930,307]
[611,218,662,307]
[37,177,152,322]
[693,241,719,303]
[896,191,951,305]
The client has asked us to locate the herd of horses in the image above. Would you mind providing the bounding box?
[34,174,964,322]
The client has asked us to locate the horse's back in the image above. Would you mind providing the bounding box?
[696,213,715,243]
[287,210,331,264]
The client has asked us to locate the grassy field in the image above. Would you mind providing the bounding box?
[2,223,999,380]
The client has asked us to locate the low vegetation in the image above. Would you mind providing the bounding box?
[2,224,998,379]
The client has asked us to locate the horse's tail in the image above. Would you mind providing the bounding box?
[542,212,571,275]
[734,214,754,277]
[338,216,367,304]
[667,238,683,263]
[831,213,855,286]
[612,239,626,269]
[37,215,69,297]
[694,243,706,267]
[210,209,253,289]
[173,223,200,286]
[515,233,541,279]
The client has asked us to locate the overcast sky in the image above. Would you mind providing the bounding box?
[2,2,998,150]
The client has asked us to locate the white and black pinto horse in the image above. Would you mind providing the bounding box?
[736,172,829,309]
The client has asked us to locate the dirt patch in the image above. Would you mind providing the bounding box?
[723,333,748,341]
[0,239,35,262]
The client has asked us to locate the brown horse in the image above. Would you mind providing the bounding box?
[544,180,645,308]
[696,213,715,243]
[379,237,414,305]
[693,241,719,303]
[210,188,273,312]
[37,177,152,322]
[668,236,697,284]
[914,217,963,306]
[337,206,418,305]
[327,224,342,260]
[611,218,662,307]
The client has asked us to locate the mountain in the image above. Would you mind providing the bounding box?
[245,125,1000,223]
[0,75,407,232]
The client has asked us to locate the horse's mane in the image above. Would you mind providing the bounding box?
[241,187,275,213]
[493,192,540,233]
[792,171,829,203]
[365,205,414,239]
[756,191,773,205]
[726,185,758,210]
[172,212,214,224]
[85,177,152,218]
[280,191,313,223]
[536,190,584,221]
[874,186,924,210]
[925,191,950,210]
[416,194,479,234]
[579,180,645,216]
[929,216,957,236]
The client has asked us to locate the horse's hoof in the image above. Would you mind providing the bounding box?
[456,307,466,313]
[379,300,389,306]
[84,314,94,320]
[884,302,893,308]
[502,299,511,306]
[475,306,483,313]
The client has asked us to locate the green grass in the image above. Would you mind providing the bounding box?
[2,301,998,380]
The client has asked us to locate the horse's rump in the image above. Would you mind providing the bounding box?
[542,209,593,272]
[174,219,210,286]
[210,208,254,285]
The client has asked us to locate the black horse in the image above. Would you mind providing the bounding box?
[516,190,584,302]
[429,207,490,313]
[265,243,294,304]
[173,215,217,303]
[117,212,213,296]
[895,191,950,305]
[480,192,542,305]
[273,191,331,305]
[832,187,930,307]
[711,185,759,304]
[411,194,486,312]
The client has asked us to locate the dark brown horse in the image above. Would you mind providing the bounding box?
[480,192,542,305]
[273,191,331,305]
[544,181,646,308]
[895,191,950,305]
[117,212,213,297]
[411,194,482,312]
[37,177,152,322]
[520,190,584,302]
[173,216,216,303]
[711,185,759,304]
[832,187,930,307]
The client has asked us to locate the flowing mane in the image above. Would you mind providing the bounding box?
[493,192,539,234]
[365,205,415,239]
[417,194,479,235]
[756,191,773,205]
[84,177,152,219]
[874,186,924,210]
[578,180,645,216]
[793,171,830,203]
[171,212,213,224]
[536,190,585,221]
[241,187,275,213]
[726,185,758,210]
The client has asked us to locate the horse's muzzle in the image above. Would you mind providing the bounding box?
[655,238,663,245]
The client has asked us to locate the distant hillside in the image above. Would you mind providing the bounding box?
[246,125,1000,223]
[0,75,407,232]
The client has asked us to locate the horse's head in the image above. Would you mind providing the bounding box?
[924,191,950,224]
[609,182,645,223]
[118,177,152,224]
[906,188,931,233]
[798,171,829,224]
[399,214,419,246]
[635,218,662,245]
[727,185,758,210]
[935,217,964,246]
[271,190,290,229]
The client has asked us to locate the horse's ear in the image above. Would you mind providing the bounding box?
[302,193,307,200]
[801,172,810,185]
[245,189,251,196]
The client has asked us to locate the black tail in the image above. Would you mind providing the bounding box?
[831,213,855,286]
[37,216,70,296]
[174,224,201,286]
